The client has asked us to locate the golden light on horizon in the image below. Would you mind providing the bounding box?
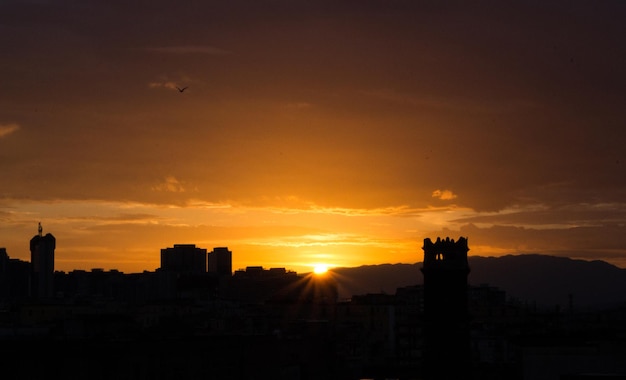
[313,263,329,274]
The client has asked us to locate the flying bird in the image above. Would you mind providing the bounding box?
[176,86,188,93]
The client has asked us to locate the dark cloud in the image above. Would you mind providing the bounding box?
[453,203,626,228]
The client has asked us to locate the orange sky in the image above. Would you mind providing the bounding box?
[1,1,626,274]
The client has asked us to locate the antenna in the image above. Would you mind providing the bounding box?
[38,222,43,237]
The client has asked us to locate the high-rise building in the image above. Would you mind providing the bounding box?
[208,247,232,276]
[160,244,207,273]
[30,223,56,299]
[420,236,471,380]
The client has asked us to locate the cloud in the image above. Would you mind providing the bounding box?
[0,123,20,138]
[432,189,458,200]
[451,203,626,229]
[71,213,162,224]
[152,176,186,193]
[148,81,181,90]
[283,102,313,110]
[148,72,194,91]
[145,45,230,55]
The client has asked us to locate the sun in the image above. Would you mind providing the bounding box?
[313,264,329,275]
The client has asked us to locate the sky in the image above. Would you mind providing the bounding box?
[1,0,625,274]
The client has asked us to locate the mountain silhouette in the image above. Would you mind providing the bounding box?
[330,254,626,310]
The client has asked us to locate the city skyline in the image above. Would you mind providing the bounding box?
[1,1,626,274]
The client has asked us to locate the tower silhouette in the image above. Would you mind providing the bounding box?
[30,223,56,299]
[421,236,471,380]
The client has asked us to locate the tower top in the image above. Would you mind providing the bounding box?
[38,222,43,237]
[422,236,469,266]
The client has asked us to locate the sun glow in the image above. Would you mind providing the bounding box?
[313,264,329,274]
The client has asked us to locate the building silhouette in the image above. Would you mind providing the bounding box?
[0,248,31,301]
[160,244,207,274]
[421,236,471,380]
[30,223,56,299]
[208,246,232,276]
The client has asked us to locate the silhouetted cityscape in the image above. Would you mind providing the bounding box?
[1,228,626,380]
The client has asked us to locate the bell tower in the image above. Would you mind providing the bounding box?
[421,236,471,380]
